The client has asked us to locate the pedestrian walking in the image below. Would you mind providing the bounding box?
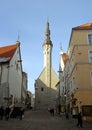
[65,111,69,119]
[48,107,50,112]
[0,106,4,120]
[77,112,83,128]
[5,106,11,120]
[19,107,25,120]
[56,104,61,114]
[50,108,54,116]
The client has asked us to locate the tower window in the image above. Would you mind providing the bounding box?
[41,87,44,91]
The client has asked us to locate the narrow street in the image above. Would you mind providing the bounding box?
[0,110,92,130]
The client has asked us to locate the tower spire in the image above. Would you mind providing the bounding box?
[42,22,53,68]
[60,43,63,55]
[45,21,50,37]
[43,21,53,46]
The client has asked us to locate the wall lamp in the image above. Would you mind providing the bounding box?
[17,60,22,62]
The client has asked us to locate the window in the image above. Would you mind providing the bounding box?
[16,63,18,70]
[89,51,92,63]
[70,81,72,89]
[73,77,77,91]
[88,34,92,45]
[90,71,92,86]
[41,87,44,91]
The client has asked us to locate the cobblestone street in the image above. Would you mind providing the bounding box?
[0,110,92,130]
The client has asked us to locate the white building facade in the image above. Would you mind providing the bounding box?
[0,41,23,106]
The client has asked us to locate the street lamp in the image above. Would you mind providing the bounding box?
[17,60,22,63]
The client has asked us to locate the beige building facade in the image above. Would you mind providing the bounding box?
[56,50,68,113]
[61,23,92,120]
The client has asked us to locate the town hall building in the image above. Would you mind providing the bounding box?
[35,22,59,109]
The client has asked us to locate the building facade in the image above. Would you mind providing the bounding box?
[59,23,92,120]
[56,50,68,113]
[35,22,59,109]
[0,41,24,106]
[22,72,28,104]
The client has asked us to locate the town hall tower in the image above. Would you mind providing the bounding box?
[35,22,59,109]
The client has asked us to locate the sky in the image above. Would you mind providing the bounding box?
[0,0,92,93]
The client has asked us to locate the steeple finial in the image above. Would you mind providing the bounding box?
[16,31,20,45]
[45,21,50,36]
[17,31,20,41]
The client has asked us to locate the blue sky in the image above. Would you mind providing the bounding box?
[0,0,92,93]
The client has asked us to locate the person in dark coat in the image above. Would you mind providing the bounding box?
[5,106,11,120]
[19,108,25,120]
[65,111,69,119]
[77,112,83,128]
[0,106,4,120]
[50,108,54,116]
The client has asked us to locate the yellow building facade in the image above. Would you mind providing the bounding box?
[64,23,92,120]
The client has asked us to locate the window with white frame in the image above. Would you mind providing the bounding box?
[89,51,92,63]
[88,34,92,45]
[90,71,92,86]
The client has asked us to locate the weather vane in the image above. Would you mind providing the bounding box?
[17,31,20,41]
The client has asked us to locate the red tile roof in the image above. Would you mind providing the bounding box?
[0,44,18,62]
[73,23,92,30]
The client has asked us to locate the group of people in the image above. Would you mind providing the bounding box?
[10,106,25,120]
[48,106,83,128]
[65,111,83,128]
[0,105,25,121]
[0,106,11,120]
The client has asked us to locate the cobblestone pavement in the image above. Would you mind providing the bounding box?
[0,110,92,130]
